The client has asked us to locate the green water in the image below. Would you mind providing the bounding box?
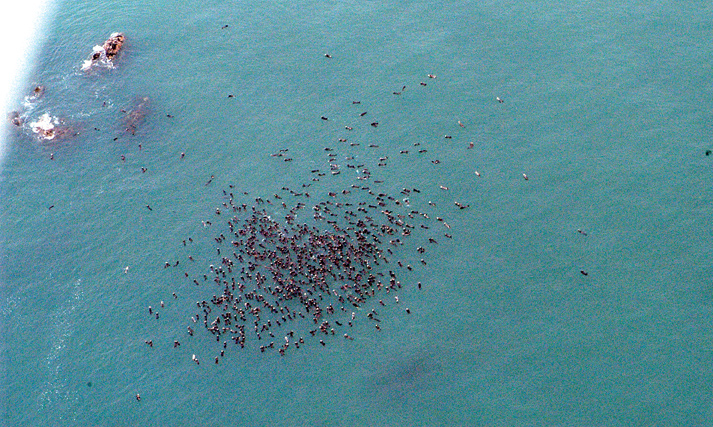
[2,0,713,425]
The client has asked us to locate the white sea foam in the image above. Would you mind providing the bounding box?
[81,45,108,71]
[29,112,58,140]
[0,0,56,162]
[38,279,83,419]
[0,295,19,317]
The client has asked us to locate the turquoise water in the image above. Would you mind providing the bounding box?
[2,1,713,425]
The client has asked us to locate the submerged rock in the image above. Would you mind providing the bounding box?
[8,111,23,127]
[122,97,150,135]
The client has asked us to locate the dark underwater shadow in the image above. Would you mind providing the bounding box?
[369,343,445,404]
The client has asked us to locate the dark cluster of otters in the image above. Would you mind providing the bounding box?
[148,176,452,363]
[139,43,482,369]
[5,30,603,403]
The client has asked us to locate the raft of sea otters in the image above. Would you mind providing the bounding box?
[8,31,509,364]
[148,172,453,361]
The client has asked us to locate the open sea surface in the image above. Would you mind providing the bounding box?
[2,1,713,425]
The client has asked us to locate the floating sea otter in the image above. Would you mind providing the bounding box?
[81,32,126,71]
[29,85,45,99]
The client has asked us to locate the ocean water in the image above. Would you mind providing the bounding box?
[2,0,713,425]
